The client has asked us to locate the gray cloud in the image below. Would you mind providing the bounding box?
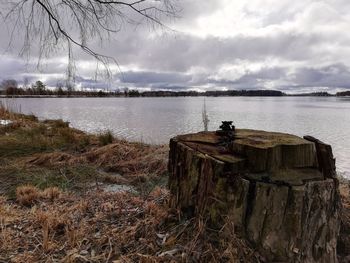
[121,71,192,85]
[290,64,350,89]
[1,0,350,93]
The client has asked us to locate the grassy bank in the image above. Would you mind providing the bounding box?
[0,105,168,198]
[0,106,259,262]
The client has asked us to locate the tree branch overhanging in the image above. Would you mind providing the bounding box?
[2,0,179,80]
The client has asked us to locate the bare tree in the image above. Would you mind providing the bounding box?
[1,0,179,79]
[1,79,18,90]
[1,79,19,95]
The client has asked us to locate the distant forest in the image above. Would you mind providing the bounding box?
[0,79,349,97]
[336,91,350,96]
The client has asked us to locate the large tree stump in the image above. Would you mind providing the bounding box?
[168,129,341,263]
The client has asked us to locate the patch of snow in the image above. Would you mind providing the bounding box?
[0,120,13,126]
[102,184,136,193]
[89,182,137,193]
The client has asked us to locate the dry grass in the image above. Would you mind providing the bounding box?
[24,141,168,178]
[0,161,102,198]
[0,186,257,263]
[16,185,41,206]
[0,103,97,159]
[42,187,61,201]
[98,130,114,146]
[0,106,167,196]
[16,185,62,206]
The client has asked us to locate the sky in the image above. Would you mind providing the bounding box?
[1,0,350,94]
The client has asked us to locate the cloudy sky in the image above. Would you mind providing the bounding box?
[1,0,350,93]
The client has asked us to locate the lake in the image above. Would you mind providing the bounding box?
[2,96,350,177]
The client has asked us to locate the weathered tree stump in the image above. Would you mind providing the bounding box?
[168,129,341,263]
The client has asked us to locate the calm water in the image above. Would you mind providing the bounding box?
[2,97,350,177]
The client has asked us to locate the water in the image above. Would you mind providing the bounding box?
[2,96,350,177]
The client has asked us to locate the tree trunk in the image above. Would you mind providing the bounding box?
[168,129,341,263]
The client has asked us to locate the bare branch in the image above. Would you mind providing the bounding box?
[1,0,179,81]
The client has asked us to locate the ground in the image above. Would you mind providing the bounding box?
[0,105,348,262]
[0,106,256,262]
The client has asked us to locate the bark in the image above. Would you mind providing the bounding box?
[304,135,337,179]
[168,129,341,263]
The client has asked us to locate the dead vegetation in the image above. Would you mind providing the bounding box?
[25,141,168,180]
[0,104,167,196]
[15,185,42,206]
[0,186,257,263]
[16,185,61,206]
[0,105,259,262]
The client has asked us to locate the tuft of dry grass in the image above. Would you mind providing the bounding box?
[42,187,62,201]
[15,185,62,206]
[16,185,41,206]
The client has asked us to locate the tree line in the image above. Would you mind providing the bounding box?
[0,79,122,97]
[3,79,349,97]
[336,91,350,96]
[0,80,286,97]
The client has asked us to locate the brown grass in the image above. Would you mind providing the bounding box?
[24,141,168,177]
[42,187,62,201]
[0,106,168,197]
[15,185,63,206]
[1,186,258,263]
[0,105,167,180]
[16,185,41,206]
[98,130,114,146]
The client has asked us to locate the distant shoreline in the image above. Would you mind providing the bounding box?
[3,85,349,97]
[1,92,348,99]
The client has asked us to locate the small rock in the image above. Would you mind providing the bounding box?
[158,248,180,257]
[293,248,300,254]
